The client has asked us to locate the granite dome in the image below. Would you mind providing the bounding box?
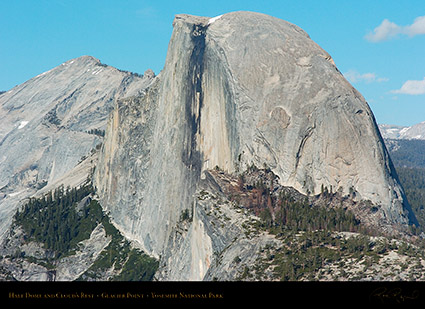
[94,11,418,279]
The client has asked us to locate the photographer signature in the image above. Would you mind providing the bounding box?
[370,287,420,303]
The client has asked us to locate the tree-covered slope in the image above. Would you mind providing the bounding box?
[0,182,158,281]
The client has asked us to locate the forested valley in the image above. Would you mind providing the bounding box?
[385,139,425,233]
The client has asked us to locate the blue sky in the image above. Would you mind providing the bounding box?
[1,0,424,126]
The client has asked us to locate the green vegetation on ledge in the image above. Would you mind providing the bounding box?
[13,183,95,258]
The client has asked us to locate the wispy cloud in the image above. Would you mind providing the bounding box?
[391,77,425,95]
[344,70,389,84]
[136,6,157,18]
[366,15,425,42]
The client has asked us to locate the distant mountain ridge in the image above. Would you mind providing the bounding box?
[0,55,155,239]
[379,121,425,140]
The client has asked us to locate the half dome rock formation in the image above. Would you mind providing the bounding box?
[94,11,417,280]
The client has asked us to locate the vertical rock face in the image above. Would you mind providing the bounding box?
[0,56,154,239]
[95,16,213,258]
[95,12,417,279]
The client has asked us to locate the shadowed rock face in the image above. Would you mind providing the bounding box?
[95,12,417,279]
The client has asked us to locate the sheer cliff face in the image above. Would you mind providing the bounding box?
[95,12,416,276]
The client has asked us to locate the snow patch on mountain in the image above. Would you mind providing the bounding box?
[208,14,223,25]
[17,121,28,129]
[379,122,425,140]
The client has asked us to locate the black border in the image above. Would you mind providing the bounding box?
[2,281,425,305]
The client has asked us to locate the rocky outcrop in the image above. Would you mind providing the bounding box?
[0,223,111,281]
[155,169,283,281]
[95,12,418,280]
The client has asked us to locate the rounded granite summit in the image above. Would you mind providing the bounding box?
[169,11,412,221]
[95,11,418,280]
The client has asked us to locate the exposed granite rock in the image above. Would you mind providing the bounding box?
[0,222,110,281]
[54,223,111,281]
[155,170,281,280]
[95,12,417,280]
[0,56,154,239]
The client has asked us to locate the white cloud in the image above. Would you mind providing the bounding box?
[365,19,401,42]
[344,70,389,84]
[391,77,425,95]
[405,16,425,37]
[365,15,425,42]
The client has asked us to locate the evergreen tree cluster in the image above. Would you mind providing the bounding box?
[271,192,360,233]
[12,182,159,280]
[44,108,61,126]
[86,128,105,137]
[384,138,425,234]
[79,214,159,281]
[13,183,97,259]
[264,230,425,281]
[270,231,370,280]
[395,166,425,233]
[386,138,425,169]
[233,168,361,234]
